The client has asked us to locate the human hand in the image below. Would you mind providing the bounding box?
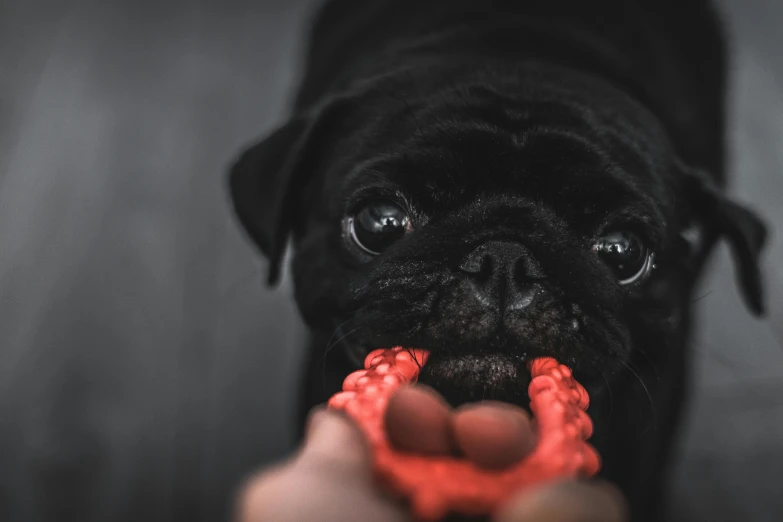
[236,386,627,522]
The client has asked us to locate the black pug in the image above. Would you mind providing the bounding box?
[228,0,767,520]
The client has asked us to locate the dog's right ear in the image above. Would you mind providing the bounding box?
[228,117,309,285]
[229,92,359,285]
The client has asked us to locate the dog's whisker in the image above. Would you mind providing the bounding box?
[620,359,658,436]
[400,346,426,369]
[319,318,364,388]
[324,323,367,359]
[322,322,370,386]
[323,317,356,353]
[691,289,713,303]
[632,346,660,383]
[600,366,615,422]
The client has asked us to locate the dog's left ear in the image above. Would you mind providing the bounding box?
[681,163,768,316]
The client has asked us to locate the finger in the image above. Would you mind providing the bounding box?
[494,480,628,522]
[385,385,454,455]
[452,401,535,469]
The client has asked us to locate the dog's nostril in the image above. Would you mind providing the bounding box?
[507,284,537,311]
[478,254,493,280]
[459,249,487,275]
[459,243,518,276]
[460,253,495,286]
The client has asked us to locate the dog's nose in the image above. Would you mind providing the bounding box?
[459,240,539,312]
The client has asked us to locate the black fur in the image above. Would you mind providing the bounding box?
[227,1,767,520]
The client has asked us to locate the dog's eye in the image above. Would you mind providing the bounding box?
[592,230,654,285]
[349,201,412,255]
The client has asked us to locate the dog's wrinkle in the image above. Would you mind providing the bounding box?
[352,253,443,278]
[361,283,442,311]
[416,75,635,135]
[350,274,435,302]
[364,87,667,210]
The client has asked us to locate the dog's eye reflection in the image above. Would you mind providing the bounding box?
[349,200,412,255]
[592,230,654,285]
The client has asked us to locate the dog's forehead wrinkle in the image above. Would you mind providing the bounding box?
[422,73,651,131]
[343,92,661,169]
[369,75,664,158]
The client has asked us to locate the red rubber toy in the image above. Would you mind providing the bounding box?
[328,347,601,521]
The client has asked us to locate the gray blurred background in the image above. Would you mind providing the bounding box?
[0,1,781,521]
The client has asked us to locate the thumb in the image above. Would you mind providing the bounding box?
[235,408,402,522]
[297,407,373,479]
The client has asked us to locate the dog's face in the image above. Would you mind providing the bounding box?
[230,64,766,408]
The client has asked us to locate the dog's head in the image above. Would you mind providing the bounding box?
[229,64,766,406]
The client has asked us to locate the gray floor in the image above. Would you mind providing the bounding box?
[0,1,781,521]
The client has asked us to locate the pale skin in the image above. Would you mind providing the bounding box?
[236,385,628,522]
